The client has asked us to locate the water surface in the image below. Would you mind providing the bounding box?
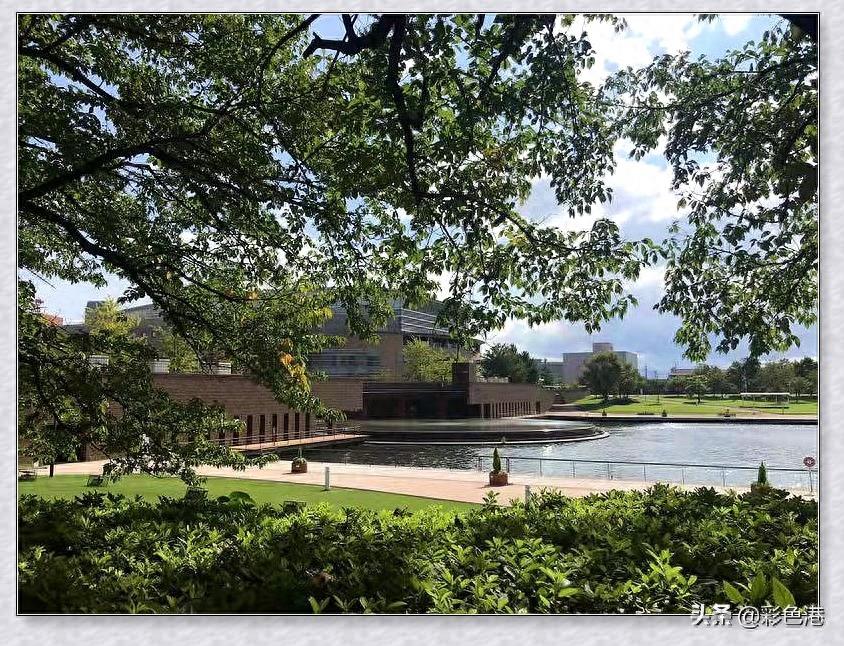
[292,419,818,489]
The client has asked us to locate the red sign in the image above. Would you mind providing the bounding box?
[803,456,816,468]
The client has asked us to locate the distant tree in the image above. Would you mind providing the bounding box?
[694,364,732,397]
[538,363,555,385]
[155,326,200,373]
[755,359,796,393]
[582,352,622,402]
[790,376,810,402]
[685,375,708,404]
[480,343,538,384]
[84,299,139,338]
[665,376,688,395]
[402,339,455,383]
[726,357,761,393]
[616,362,641,400]
[794,357,818,379]
[794,357,818,395]
[520,350,540,384]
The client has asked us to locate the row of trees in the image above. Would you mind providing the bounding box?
[664,357,818,399]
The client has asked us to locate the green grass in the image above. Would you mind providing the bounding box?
[570,394,818,416]
[18,474,476,513]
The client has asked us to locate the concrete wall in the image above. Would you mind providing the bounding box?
[468,382,555,417]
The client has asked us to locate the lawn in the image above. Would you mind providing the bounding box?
[18,474,476,513]
[571,394,818,416]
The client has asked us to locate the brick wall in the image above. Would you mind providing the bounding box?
[152,374,363,415]
[79,375,363,461]
[150,374,363,444]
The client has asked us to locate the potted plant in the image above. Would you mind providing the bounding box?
[291,448,308,474]
[750,461,770,493]
[661,408,668,417]
[488,447,508,487]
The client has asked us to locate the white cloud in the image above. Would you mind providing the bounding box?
[610,151,681,223]
[631,264,666,292]
[720,14,753,36]
[566,13,755,87]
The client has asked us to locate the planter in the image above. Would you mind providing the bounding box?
[750,482,771,494]
[489,471,509,487]
[291,461,308,474]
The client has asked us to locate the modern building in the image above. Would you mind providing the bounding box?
[536,342,638,385]
[308,299,479,379]
[79,298,478,380]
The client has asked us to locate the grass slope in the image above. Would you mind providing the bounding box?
[18,474,476,512]
[571,394,817,416]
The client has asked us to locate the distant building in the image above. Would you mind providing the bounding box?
[536,342,638,385]
[669,367,695,378]
[79,298,480,379]
[308,299,479,378]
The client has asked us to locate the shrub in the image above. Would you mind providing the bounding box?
[492,448,502,473]
[292,448,306,467]
[757,461,768,486]
[661,409,668,417]
[17,485,817,614]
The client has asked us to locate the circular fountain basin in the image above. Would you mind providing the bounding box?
[358,418,607,445]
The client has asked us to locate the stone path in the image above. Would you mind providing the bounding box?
[52,459,814,504]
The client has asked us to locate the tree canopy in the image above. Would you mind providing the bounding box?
[581,352,622,401]
[479,343,539,384]
[607,16,817,360]
[402,339,455,383]
[84,298,138,337]
[18,13,817,480]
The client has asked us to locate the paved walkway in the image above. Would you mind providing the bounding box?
[52,459,814,504]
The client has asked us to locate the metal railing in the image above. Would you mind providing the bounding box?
[472,455,818,493]
[266,447,818,493]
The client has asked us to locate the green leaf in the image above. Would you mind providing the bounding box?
[749,573,768,605]
[723,582,744,604]
[771,577,796,608]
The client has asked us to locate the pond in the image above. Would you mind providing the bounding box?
[287,419,818,490]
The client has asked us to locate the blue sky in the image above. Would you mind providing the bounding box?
[30,13,817,375]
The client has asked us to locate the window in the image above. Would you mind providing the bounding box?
[272,414,278,440]
[246,415,253,439]
[283,413,289,439]
[259,414,266,437]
